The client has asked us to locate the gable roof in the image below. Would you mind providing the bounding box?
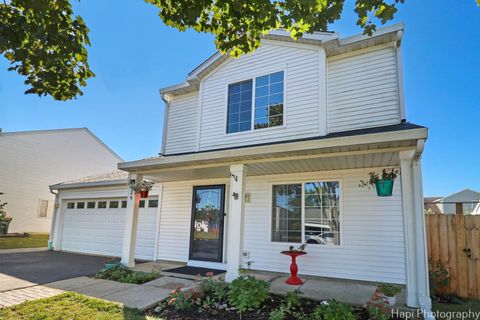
[0,128,123,162]
[160,23,404,98]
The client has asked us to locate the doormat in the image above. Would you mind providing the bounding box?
[163,266,225,276]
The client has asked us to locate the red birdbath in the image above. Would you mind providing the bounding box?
[281,251,307,285]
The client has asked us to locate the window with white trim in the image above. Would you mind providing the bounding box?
[38,200,48,218]
[226,71,284,134]
[271,181,340,246]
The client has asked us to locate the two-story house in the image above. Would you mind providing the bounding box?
[49,24,432,312]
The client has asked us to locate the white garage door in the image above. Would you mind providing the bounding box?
[60,197,158,260]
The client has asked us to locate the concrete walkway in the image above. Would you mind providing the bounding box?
[48,275,195,310]
[0,285,64,307]
[248,270,406,307]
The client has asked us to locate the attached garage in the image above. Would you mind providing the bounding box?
[49,171,161,261]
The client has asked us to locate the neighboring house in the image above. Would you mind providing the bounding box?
[0,128,122,233]
[424,196,442,214]
[424,189,480,214]
[50,24,432,312]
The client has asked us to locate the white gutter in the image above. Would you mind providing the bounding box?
[48,189,58,251]
[49,179,129,191]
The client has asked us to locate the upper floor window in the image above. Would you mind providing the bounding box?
[226,71,284,134]
[227,80,252,134]
[254,71,284,129]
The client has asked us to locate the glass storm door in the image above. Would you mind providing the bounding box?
[189,185,225,262]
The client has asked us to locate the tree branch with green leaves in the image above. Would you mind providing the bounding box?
[0,0,94,101]
[145,0,406,57]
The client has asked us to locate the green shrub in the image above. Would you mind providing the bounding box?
[269,305,288,320]
[94,265,158,284]
[227,275,270,314]
[313,300,355,320]
[378,283,402,297]
[429,262,450,297]
[200,275,227,304]
[367,304,390,320]
[269,291,302,320]
[167,289,193,311]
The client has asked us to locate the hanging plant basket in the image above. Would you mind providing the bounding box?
[359,168,398,197]
[375,179,394,197]
[140,190,149,198]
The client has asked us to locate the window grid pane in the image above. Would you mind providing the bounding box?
[304,182,340,246]
[271,184,302,243]
[255,71,284,130]
[227,80,252,133]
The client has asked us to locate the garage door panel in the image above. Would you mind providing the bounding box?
[61,198,157,260]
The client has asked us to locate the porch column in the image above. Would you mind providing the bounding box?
[225,164,247,282]
[121,173,143,267]
[399,150,432,314]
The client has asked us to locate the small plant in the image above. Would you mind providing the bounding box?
[429,262,450,297]
[198,273,227,306]
[378,283,401,297]
[269,291,302,320]
[168,289,193,311]
[313,300,355,320]
[288,242,307,253]
[0,192,8,219]
[227,275,270,315]
[359,168,399,189]
[129,180,154,192]
[366,290,390,320]
[94,265,158,284]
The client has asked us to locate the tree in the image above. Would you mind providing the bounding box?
[0,0,94,101]
[146,0,407,57]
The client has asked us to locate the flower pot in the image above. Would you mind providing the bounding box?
[375,179,394,197]
[383,295,396,306]
[140,190,149,198]
[0,217,12,235]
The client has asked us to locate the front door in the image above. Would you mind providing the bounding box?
[189,185,226,262]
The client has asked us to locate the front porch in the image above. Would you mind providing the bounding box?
[118,123,431,312]
[131,260,407,309]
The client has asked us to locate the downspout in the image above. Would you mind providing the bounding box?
[159,92,170,156]
[48,187,59,251]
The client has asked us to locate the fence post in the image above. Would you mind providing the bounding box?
[456,203,464,215]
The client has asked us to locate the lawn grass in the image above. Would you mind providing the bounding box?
[0,233,49,249]
[433,298,480,320]
[0,292,160,320]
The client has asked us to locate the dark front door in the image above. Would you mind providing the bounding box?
[189,185,225,262]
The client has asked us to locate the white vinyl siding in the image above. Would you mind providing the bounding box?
[199,42,323,150]
[0,129,121,233]
[243,170,406,284]
[154,169,406,284]
[164,91,199,154]
[156,182,194,262]
[327,47,401,133]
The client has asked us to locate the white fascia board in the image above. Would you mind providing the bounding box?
[118,127,427,171]
[339,23,404,46]
[50,179,128,191]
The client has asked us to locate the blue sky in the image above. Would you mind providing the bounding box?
[1,1,479,196]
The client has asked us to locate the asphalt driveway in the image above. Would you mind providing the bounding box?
[0,250,110,292]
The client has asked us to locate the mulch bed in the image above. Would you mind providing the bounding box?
[146,294,395,320]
